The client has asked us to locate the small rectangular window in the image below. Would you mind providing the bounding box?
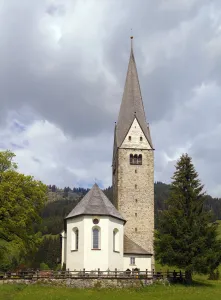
[128,136,131,141]
[130,257,135,265]
[135,213,137,217]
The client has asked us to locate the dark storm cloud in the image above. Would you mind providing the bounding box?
[0,0,221,195]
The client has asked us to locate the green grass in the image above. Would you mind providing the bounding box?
[0,279,221,300]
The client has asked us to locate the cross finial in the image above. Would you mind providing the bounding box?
[130,29,133,50]
[130,28,134,51]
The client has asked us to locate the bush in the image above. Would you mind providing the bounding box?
[40,262,50,270]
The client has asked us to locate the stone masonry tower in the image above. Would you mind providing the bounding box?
[112,37,154,259]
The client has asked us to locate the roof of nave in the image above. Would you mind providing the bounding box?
[124,235,152,255]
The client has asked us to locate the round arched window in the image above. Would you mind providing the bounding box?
[93,218,99,225]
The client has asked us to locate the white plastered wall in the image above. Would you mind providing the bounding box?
[61,230,66,267]
[66,216,84,270]
[121,118,151,149]
[65,215,124,271]
[108,217,124,271]
[123,255,152,271]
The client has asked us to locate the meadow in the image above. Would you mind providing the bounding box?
[0,278,221,300]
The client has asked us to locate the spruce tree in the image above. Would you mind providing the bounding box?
[155,153,221,283]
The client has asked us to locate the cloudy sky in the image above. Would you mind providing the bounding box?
[0,0,221,197]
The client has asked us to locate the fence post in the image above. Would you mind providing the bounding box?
[36,270,39,280]
[98,268,100,277]
[152,269,154,278]
[146,269,148,279]
[83,268,85,277]
[115,268,117,278]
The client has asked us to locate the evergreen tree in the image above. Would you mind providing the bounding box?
[155,153,221,283]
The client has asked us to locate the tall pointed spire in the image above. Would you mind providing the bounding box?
[116,37,153,149]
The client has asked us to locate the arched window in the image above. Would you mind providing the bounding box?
[140,136,143,141]
[113,229,120,252]
[130,154,133,165]
[134,154,138,165]
[138,154,142,165]
[71,227,79,251]
[92,227,100,249]
[128,136,131,141]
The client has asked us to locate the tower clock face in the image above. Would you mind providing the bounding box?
[93,218,99,224]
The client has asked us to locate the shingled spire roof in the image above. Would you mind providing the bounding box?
[115,37,153,149]
[65,183,125,222]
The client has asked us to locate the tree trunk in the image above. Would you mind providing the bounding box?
[185,270,192,284]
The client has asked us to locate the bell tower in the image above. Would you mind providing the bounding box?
[112,37,154,259]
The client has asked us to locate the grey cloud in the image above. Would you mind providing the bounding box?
[0,0,221,196]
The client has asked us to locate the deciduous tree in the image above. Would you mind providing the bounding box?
[0,150,47,270]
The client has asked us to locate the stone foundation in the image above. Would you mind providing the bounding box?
[0,278,153,289]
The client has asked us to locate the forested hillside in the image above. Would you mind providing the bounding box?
[25,182,221,270]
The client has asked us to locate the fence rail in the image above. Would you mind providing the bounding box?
[0,269,185,282]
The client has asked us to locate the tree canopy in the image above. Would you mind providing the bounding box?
[155,153,221,283]
[0,150,47,270]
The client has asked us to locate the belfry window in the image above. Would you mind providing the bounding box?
[130,154,133,164]
[130,154,142,165]
[138,154,142,165]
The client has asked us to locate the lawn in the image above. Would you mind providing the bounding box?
[0,279,221,300]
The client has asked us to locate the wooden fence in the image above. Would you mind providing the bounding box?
[0,269,185,283]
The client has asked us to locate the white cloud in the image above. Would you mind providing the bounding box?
[0,111,112,189]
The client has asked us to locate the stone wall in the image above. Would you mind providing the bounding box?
[0,278,153,289]
[116,148,154,255]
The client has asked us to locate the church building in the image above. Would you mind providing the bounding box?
[61,37,154,271]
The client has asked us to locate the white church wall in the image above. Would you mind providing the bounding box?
[66,216,84,270]
[64,215,124,271]
[121,118,151,149]
[83,216,110,271]
[108,217,124,271]
[123,255,152,271]
[61,230,66,267]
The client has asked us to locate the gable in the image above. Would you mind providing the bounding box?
[121,118,152,149]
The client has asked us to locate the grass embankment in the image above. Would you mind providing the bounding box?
[0,280,221,300]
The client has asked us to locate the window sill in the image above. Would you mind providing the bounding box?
[129,264,136,266]
[91,248,101,250]
[71,250,78,252]
[113,250,120,253]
